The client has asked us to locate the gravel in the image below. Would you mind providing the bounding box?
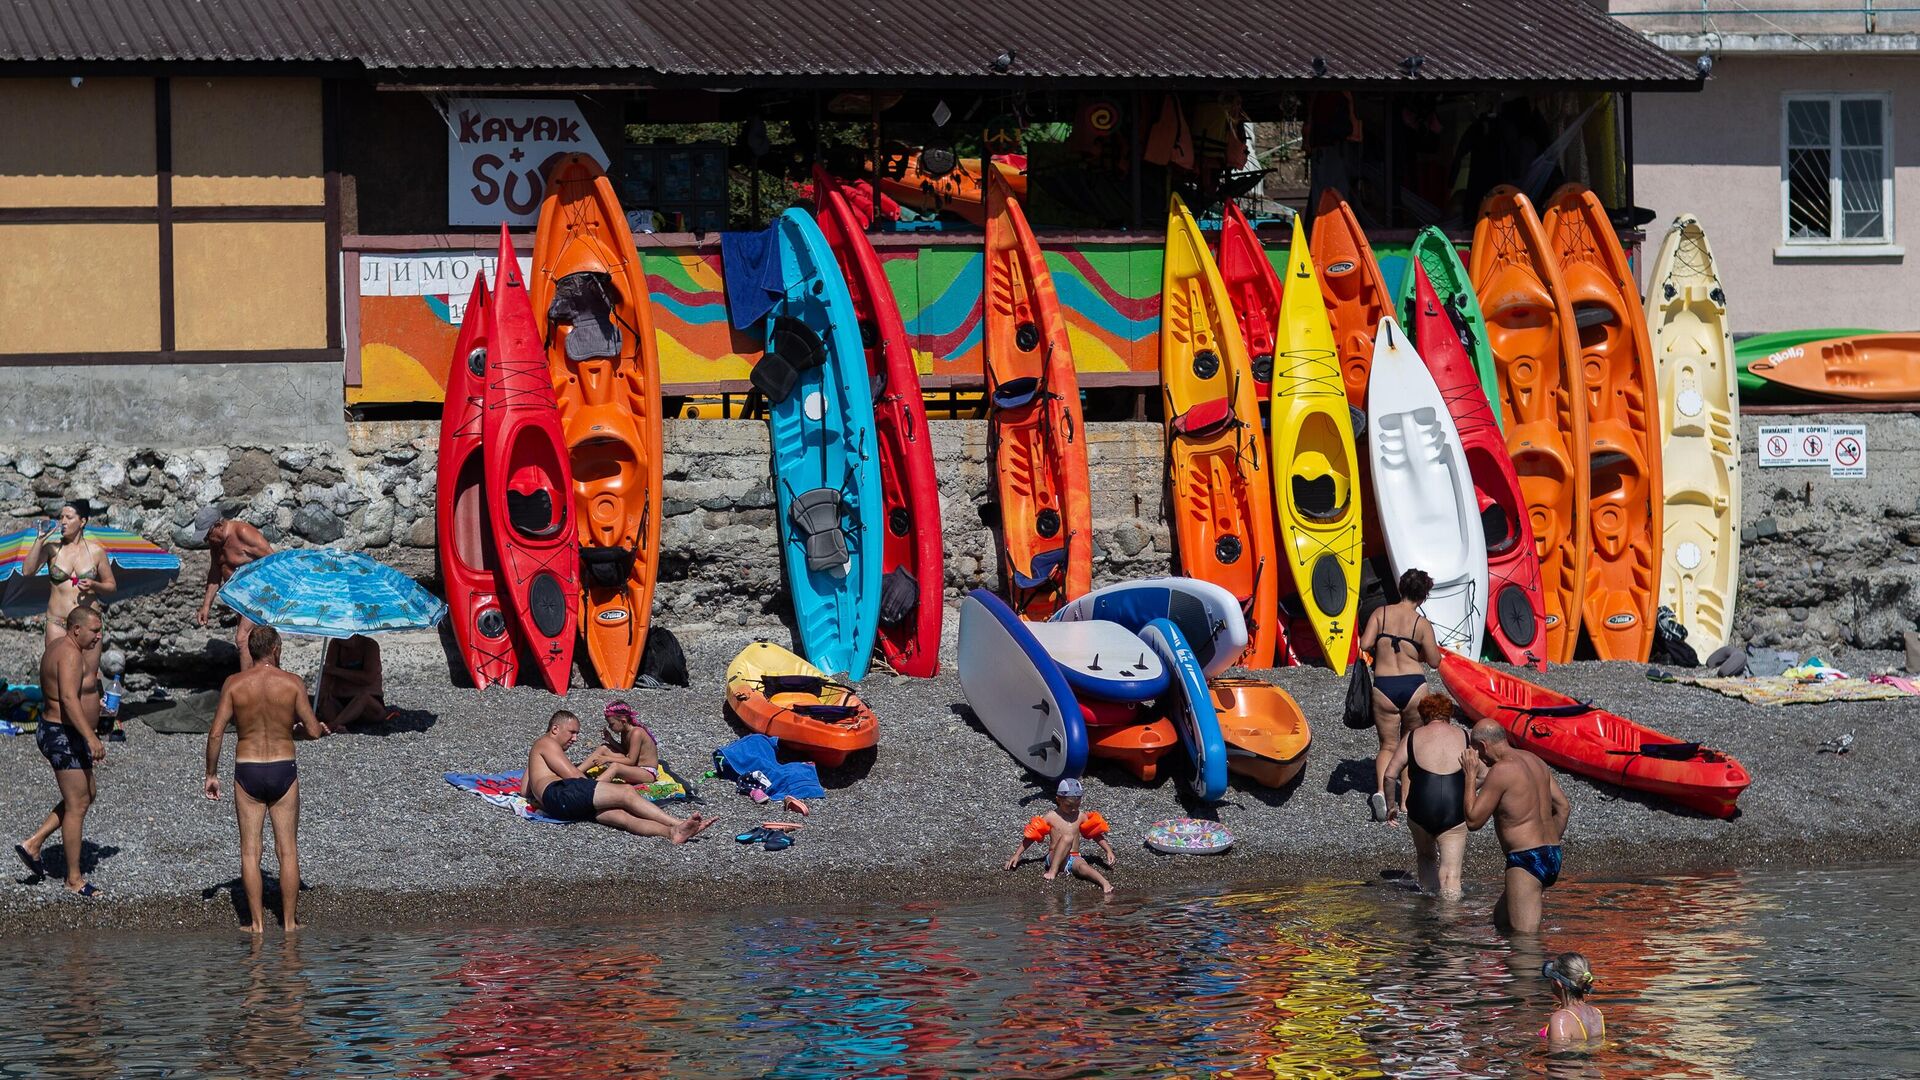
[2,625,1914,935]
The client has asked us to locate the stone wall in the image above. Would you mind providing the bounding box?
[0,420,1171,681]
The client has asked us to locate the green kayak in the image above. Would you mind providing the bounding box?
[1396,226,1503,429]
[1734,328,1882,403]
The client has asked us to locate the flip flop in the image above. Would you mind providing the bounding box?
[783,795,810,817]
[70,882,103,899]
[735,826,770,844]
[1368,792,1388,822]
[763,832,794,852]
[14,844,43,879]
[760,822,803,832]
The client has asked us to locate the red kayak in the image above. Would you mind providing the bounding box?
[1439,652,1750,818]
[483,225,580,693]
[1215,200,1282,400]
[813,166,944,676]
[1408,262,1547,670]
[436,277,519,689]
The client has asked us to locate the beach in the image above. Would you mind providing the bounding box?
[2,624,1912,936]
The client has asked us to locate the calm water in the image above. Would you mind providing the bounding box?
[2,865,1913,1078]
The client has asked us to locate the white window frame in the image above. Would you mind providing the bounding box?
[1776,91,1901,260]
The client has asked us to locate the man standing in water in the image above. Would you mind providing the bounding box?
[17,604,107,896]
[191,507,274,670]
[1461,720,1569,934]
[204,626,327,932]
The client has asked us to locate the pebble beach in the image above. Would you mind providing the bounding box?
[2,623,1913,935]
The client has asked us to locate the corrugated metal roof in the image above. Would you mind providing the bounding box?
[0,0,1698,84]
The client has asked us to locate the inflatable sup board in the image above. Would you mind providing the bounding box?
[1027,619,1169,703]
[958,589,1088,780]
[1139,617,1228,802]
[1052,576,1247,678]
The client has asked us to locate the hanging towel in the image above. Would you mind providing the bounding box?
[721,225,785,330]
[713,734,827,800]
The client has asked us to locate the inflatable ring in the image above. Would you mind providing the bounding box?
[1143,817,1235,856]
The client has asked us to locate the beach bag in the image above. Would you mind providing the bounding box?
[1342,658,1375,730]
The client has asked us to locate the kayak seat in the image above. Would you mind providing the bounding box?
[791,703,861,723]
[761,673,829,697]
[993,377,1042,411]
[879,567,919,626]
[753,316,827,404]
[1171,397,1235,438]
[549,271,622,362]
[579,545,635,588]
[1013,546,1068,590]
[505,488,562,538]
[788,487,849,573]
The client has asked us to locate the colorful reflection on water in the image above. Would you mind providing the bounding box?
[1,865,1912,1078]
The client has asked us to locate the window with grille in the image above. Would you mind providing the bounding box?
[1783,94,1892,245]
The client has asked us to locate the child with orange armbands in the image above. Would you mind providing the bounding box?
[1003,778,1116,894]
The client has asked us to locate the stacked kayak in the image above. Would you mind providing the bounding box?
[1440,651,1750,819]
[436,277,518,690]
[1746,333,1920,401]
[1215,199,1284,398]
[725,641,878,767]
[1735,327,1881,403]
[1211,678,1311,788]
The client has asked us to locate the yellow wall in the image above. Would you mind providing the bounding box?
[173,222,330,350]
[171,78,324,207]
[0,79,157,208]
[0,224,161,352]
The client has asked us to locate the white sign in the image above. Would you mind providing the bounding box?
[447,98,608,226]
[1756,424,1866,477]
[359,255,533,323]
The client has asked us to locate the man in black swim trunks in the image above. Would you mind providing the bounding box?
[526,711,715,844]
[1462,720,1570,934]
[203,626,328,933]
[17,604,107,896]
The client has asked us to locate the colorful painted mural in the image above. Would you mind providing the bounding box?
[348,237,1416,405]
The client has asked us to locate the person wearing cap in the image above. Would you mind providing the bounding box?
[190,508,274,671]
[1539,952,1604,1051]
[23,499,117,657]
[580,701,661,785]
[1004,778,1116,895]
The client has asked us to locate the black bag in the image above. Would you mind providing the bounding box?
[1343,659,1375,730]
[1649,605,1700,668]
[639,625,689,687]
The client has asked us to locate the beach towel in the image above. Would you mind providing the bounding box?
[444,764,689,824]
[720,226,783,330]
[713,734,827,801]
[1677,675,1914,707]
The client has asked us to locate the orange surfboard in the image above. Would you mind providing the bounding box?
[530,154,663,689]
[1544,184,1663,662]
[983,168,1092,619]
[1471,187,1590,664]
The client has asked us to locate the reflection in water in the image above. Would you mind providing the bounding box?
[0,865,1911,1078]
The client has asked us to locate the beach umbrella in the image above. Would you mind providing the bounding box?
[217,549,446,638]
[0,526,182,617]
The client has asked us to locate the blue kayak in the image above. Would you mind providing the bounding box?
[761,208,883,679]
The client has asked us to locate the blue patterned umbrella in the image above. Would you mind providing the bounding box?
[218,549,446,638]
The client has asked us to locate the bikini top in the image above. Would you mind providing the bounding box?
[47,561,98,586]
[1374,613,1427,658]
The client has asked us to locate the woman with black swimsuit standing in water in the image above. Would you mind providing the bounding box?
[1358,568,1444,821]
[1384,694,1470,896]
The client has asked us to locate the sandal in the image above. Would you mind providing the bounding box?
[14,843,43,879]
[735,827,770,844]
[70,882,103,900]
[1368,792,1388,822]
[763,832,794,852]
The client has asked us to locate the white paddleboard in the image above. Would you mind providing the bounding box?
[1027,620,1170,703]
[1052,576,1248,677]
[957,589,1088,780]
[1367,316,1489,655]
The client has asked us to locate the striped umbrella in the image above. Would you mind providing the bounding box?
[218,549,446,638]
[0,526,182,617]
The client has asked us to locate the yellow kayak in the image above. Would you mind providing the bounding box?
[1269,216,1362,674]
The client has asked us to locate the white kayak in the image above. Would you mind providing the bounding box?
[1367,316,1488,655]
[1051,576,1248,677]
[957,589,1088,780]
[1027,620,1170,703]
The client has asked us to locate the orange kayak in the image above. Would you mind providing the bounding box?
[1210,679,1311,788]
[984,167,1092,619]
[724,642,878,768]
[1544,184,1663,662]
[1088,718,1178,783]
[1311,188,1391,409]
[876,153,1026,226]
[1162,194,1282,667]
[530,154,663,689]
[1471,187,1590,664]
[1747,333,1920,401]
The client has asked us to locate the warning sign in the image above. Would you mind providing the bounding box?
[1756,424,1866,477]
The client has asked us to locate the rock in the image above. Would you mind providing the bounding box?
[1111,520,1150,557]
[382,446,419,465]
[95,460,127,492]
[48,449,79,469]
[127,464,151,487]
[739,484,776,510]
[15,454,42,479]
[663,498,698,517]
[221,449,278,497]
[362,500,396,548]
[276,449,314,472]
[406,518,436,547]
[292,503,345,543]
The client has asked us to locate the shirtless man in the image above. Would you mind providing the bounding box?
[579,701,661,786]
[17,604,107,896]
[191,507,274,671]
[23,500,117,657]
[1461,720,1571,934]
[203,626,327,933]
[527,711,714,843]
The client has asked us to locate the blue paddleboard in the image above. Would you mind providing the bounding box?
[1138,618,1228,801]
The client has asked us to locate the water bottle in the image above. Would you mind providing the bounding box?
[101,674,123,719]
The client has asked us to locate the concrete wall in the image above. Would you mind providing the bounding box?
[0,362,346,447]
[1633,54,1920,333]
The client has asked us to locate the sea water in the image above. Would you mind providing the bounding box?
[0,864,1912,1078]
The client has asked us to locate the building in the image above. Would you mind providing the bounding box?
[1615,1,1917,334]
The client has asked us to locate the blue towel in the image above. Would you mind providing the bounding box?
[720,226,784,331]
[713,734,826,800]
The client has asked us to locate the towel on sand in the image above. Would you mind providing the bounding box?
[1678,675,1914,707]
[714,734,826,800]
[720,226,783,330]
[444,764,688,825]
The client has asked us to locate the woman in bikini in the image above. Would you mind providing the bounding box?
[1540,952,1605,1052]
[580,701,661,786]
[1358,568,1442,822]
[23,500,116,659]
[1383,694,1470,897]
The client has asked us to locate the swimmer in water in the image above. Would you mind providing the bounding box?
[1540,952,1604,1052]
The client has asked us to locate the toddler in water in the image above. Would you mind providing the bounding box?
[1004,779,1116,894]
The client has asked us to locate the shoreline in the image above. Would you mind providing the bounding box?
[3,627,1915,937]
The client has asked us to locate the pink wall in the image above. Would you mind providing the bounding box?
[1633,54,1920,334]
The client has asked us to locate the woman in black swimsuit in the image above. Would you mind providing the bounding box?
[1384,694,1470,897]
[1358,568,1444,821]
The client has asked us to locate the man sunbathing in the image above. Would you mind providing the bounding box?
[526,711,715,843]
[579,701,660,785]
